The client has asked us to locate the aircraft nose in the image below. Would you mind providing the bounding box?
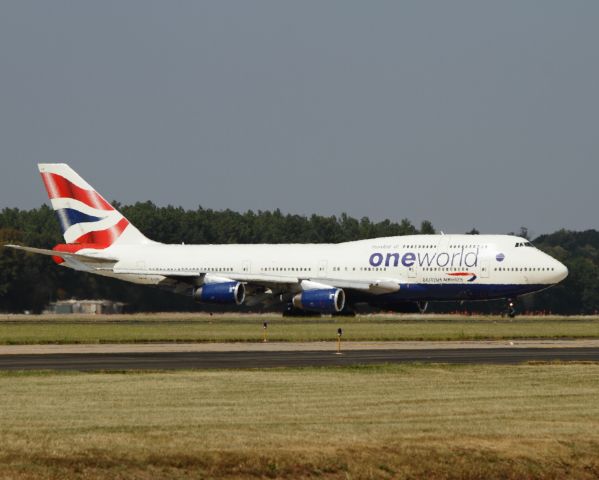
[555,261,568,283]
[547,260,568,284]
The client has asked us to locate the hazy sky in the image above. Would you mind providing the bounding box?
[1,1,597,237]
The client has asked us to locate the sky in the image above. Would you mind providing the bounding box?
[0,1,597,237]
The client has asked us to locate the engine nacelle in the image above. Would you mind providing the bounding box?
[194,282,245,305]
[292,288,345,313]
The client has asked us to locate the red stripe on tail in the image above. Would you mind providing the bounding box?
[72,217,129,245]
[41,172,114,211]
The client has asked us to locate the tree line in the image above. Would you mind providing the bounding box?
[0,203,597,314]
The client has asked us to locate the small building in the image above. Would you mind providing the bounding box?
[45,299,126,315]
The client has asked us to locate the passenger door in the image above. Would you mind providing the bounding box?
[479,259,489,278]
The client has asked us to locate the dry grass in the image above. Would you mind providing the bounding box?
[0,364,598,478]
[1,314,599,344]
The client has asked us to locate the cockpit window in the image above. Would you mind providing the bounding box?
[515,241,534,248]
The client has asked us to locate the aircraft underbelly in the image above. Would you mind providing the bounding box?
[374,283,547,302]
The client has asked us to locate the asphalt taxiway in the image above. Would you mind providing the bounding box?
[0,340,598,370]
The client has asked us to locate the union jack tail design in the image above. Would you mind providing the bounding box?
[38,164,149,248]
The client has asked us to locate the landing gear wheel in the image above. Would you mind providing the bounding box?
[506,298,516,318]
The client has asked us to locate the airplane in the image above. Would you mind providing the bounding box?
[6,164,568,317]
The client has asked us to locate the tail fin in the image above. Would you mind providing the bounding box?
[38,163,150,247]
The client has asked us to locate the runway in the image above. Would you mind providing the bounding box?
[1,345,599,370]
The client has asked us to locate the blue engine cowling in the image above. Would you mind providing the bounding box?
[194,282,245,305]
[292,288,345,313]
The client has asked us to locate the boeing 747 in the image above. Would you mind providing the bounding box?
[6,164,568,316]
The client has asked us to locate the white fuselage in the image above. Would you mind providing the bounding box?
[70,234,568,304]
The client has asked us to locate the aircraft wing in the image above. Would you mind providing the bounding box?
[112,265,402,295]
[111,264,402,298]
[212,273,401,295]
[173,272,401,294]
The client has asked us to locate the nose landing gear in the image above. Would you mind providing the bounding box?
[506,298,517,318]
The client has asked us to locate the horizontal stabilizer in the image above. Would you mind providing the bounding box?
[4,244,118,264]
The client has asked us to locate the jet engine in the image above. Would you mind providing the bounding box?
[194,281,245,305]
[292,288,345,313]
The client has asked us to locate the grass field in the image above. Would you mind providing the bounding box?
[1,313,599,344]
[0,363,598,479]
